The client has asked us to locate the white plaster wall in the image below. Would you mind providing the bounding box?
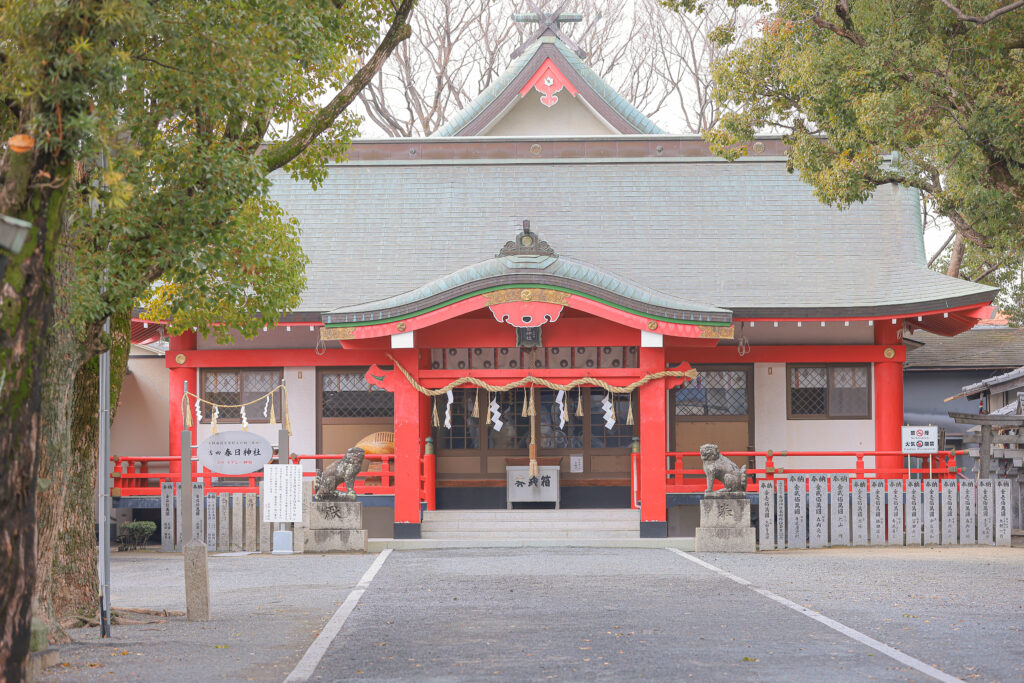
[730,321,875,346]
[196,366,318,472]
[753,362,876,470]
[112,349,169,459]
[197,326,319,350]
[484,94,617,136]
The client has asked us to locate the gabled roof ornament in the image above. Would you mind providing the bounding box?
[511,0,586,59]
[498,219,557,257]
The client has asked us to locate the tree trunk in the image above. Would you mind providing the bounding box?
[33,215,88,643]
[0,176,68,680]
[50,312,130,639]
[947,233,966,277]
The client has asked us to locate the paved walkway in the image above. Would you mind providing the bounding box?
[42,546,1023,682]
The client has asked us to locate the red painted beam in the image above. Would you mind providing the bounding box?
[666,344,906,364]
[418,367,645,389]
[166,348,391,368]
[415,317,639,348]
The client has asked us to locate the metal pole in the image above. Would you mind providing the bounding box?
[97,317,112,637]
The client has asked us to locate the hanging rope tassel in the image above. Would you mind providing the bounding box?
[575,386,584,417]
[432,396,440,427]
[211,406,219,435]
[283,387,293,436]
[527,389,536,417]
[485,392,492,425]
[626,393,634,426]
[185,396,193,429]
[561,393,569,425]
[471,389,480,419]
[521,387,529,417]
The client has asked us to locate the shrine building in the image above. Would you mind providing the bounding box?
[121,20,996,539]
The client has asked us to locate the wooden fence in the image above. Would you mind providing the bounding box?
[758,476,1013,549]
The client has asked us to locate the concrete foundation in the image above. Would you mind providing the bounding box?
[306,501,367,552]
[694,495,756,553]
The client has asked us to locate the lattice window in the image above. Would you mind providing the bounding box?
[790,366,828,416]
[828,366,870,417]
[488,389,532,449]
[590,392,635,449]
[675,369,748,416]
[201,369,281,421]
[321,370,393,418]
[438,389,481,450]
[539,389,584,449]
[789,365,870,418]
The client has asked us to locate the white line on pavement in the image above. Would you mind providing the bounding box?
[666,548,960,683]
[285,549,392,682]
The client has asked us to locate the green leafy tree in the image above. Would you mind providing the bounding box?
[666,0,1024,291]
[0,0,415,676]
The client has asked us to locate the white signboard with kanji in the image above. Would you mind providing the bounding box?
[262,464,303,523]
[901,426,939,453]
[198,430,273,475]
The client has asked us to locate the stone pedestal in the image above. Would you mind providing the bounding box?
[306,501,367,552]
[694,493,756,552]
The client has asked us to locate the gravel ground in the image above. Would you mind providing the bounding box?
[41,545,1023,682]
[705,546,1024,682]
[41,552,375,682]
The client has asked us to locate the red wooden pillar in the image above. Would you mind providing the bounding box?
[874,322,904,476]
[638,346,668,537]
[392,348,423,538]
[167,332,197,477]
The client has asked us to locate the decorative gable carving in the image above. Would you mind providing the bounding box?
[519,57,578,108]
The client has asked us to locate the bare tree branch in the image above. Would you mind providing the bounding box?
[262,0,416,170]
[937,0,1024,25]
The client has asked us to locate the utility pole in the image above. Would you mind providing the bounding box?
[97,316,112,637]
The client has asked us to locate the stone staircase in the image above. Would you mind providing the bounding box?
[420,508,640,540]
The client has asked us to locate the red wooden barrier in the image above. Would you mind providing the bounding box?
[664,450,963,493]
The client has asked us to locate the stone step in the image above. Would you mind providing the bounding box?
[422,509,639,522]
[367,537,697,551]
[421,529,642,539]
[419,524,634,532]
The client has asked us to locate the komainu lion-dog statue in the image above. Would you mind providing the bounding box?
[315,446,366,501]
[700,443,747,495]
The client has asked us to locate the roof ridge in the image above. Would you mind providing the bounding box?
[432,36,664,137]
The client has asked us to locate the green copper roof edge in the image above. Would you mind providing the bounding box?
[323,284,733,328]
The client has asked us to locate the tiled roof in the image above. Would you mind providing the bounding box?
[432,37,663,137]
[326,249,730,324]
[269,155,995,315]
[905,328,1024,369]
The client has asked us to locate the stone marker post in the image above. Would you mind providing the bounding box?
[851,478,868,546]
[758,480,774,550]
[941,479,958,545]
[787,475,807,549]
[809,475,827,548]
[959,479,976,544]
[923,480,940,544]
[180,426,210,621]
[978,480,994,545]
[887,479,904,546]
[830,475,850,546]
[906,480,922,546]
[995,480,1011,546]
[869,479,885,545]
[775,480,786,548]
